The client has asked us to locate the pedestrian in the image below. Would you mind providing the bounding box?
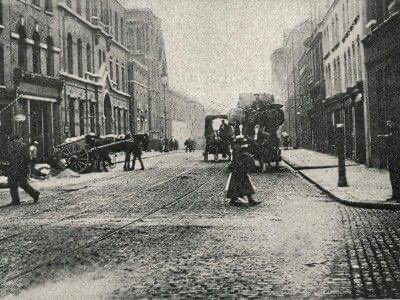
[225,136,260,206]
[6,135,40,205]
[379,120,400,202]
[29,140,38,177]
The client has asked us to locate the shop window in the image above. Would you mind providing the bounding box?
[0,44,4,85]
[69,97,75,137]
[79,100,85,135]
[18,25,27,70]
[44,0,52,12]
[77,38,83,77]
[32,32,41,74]
[46,36,54,76]
[67,33,73,74]
[86,43,92,73]
[90,102,95,133]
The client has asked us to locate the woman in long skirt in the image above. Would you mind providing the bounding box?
[225,138,261,206]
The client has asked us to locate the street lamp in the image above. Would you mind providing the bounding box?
[161,74,168,151]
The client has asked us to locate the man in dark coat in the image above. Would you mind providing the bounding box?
[380,120,400,201]
[225,137,260,206]
[7,135,40,205]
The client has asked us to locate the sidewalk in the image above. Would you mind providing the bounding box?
[282,149,400,209]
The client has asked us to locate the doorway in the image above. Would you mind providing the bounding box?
[30,101,50,162]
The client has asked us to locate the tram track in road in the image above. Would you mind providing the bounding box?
[0,160,205,243]
[0,152,167,208]
[0,164,227,288]
[0,154,193,225]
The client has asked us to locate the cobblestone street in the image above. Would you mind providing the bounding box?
[0,152,399,298]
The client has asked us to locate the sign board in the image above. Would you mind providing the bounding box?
[14,114,26,122]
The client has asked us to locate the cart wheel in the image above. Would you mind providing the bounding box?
[67,148,90,174]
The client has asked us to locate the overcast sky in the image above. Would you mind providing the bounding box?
[124,0,310,112]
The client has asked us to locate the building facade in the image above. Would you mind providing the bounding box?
[125,8,168,140]
[363,0,400,168]
[270,47,286,107]
[58,0,131,141]
[282,19,312,148]
[321,0,368,163]
[0,0,63,162]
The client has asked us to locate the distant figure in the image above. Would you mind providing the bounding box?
[7,136,40,205]
[282,131,290,150]
[164,137,169,152]
[379,120,400,202]
[174,139,179,151]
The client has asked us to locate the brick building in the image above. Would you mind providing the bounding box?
[321,0,368,163]
[363,0,400,168]
[125,8,168,140]
[0,0,63,161]
[58,0,131,140]
[270,47,286,108]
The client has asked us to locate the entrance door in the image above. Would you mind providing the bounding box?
[354,101,366,164]
[30,101,50,162]
[104,94,112,134]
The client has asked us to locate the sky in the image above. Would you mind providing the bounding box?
[124,0,310,113]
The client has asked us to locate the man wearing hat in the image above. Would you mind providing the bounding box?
[379,120,400,202]
[7,135,39,205]
[225,135,261,206]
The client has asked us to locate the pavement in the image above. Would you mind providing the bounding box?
[282,148,400,209]
[2,152,400,297]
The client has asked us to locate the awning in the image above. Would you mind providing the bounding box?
[21,94,57,103]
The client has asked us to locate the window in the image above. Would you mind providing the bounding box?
[18,25,27,70]
[109,59,113,80]
[86,0,90,20]
[46,36,54,76]
[66,0,71,8]
[120,18,124,44]
[98,49,102,69]
[121,66,125,92]
[100,1,103,22]
[0,44,4,85]
[343,53,348,88]
[117,108,121,134]
[86,43,92,73]
[32,32,41,73]
[114,12,119,41]
[32,0,40,7]
[45,0,52,12]
[357,37,362,80]
[67,33,73,74]
[347,48,352,86]
[136,28,142,51]
[76,0,81,14]
[69,97,75,137]
[77,38,83,77]
[0,0,3,24]
[116,62,120,88]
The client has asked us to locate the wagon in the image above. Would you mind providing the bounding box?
[54,135,123,173]
[203,114,232,162]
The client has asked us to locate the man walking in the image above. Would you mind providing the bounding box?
[7,135,40,205]
[379,120,400,202]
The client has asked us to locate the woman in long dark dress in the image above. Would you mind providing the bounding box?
[225,137,261,206]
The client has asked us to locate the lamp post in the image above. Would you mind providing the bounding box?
[161,74,168,151]
[336,123,348,187]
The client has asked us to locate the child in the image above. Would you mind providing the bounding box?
[225,136,261,206]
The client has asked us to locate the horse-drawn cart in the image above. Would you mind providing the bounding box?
[54,134,149,174]
[203,115,232,162]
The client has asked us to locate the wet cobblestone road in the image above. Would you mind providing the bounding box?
[1,152,400,298]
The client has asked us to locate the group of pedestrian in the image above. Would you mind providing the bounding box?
[5,135,40,205]
[184,138,196,152]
